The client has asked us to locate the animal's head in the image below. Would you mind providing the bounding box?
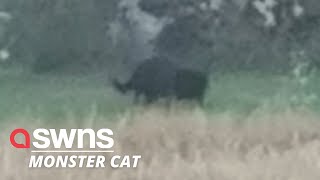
[112,79,130,94]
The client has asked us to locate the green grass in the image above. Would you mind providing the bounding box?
[206,72,319,113]
[1,66,319,121]
[0,67,132,122]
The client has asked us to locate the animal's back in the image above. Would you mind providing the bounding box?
[174,69,208,102]
[128,57,177,101]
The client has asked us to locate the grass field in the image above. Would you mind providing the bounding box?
[1,66,320,179]
[0,66,319,121]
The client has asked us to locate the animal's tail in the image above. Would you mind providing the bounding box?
[112,79,130,94]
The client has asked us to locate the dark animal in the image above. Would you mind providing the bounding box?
[174,69,208,102]
[112,57,208,103]
[113,57,177,102]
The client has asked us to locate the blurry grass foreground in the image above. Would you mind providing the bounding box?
[1,108,320,180]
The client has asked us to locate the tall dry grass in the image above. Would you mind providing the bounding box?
[1,106,320,180]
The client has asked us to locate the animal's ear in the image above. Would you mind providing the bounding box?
[112,79,128,94]
[107,73,122,89]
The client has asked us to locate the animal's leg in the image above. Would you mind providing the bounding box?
[145,95,155,104]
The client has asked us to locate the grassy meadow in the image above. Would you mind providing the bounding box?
[0,66,319,121]
[1,66,320,179]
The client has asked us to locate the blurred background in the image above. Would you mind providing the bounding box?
[0,0,319,120]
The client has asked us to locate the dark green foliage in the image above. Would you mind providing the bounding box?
[140,0,320,73]
[139,0,211,18]
[2,0,320,74]
[154,14,215,72]
[3,0,118,73]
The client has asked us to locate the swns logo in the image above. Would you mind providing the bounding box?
[10,128,141,168]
